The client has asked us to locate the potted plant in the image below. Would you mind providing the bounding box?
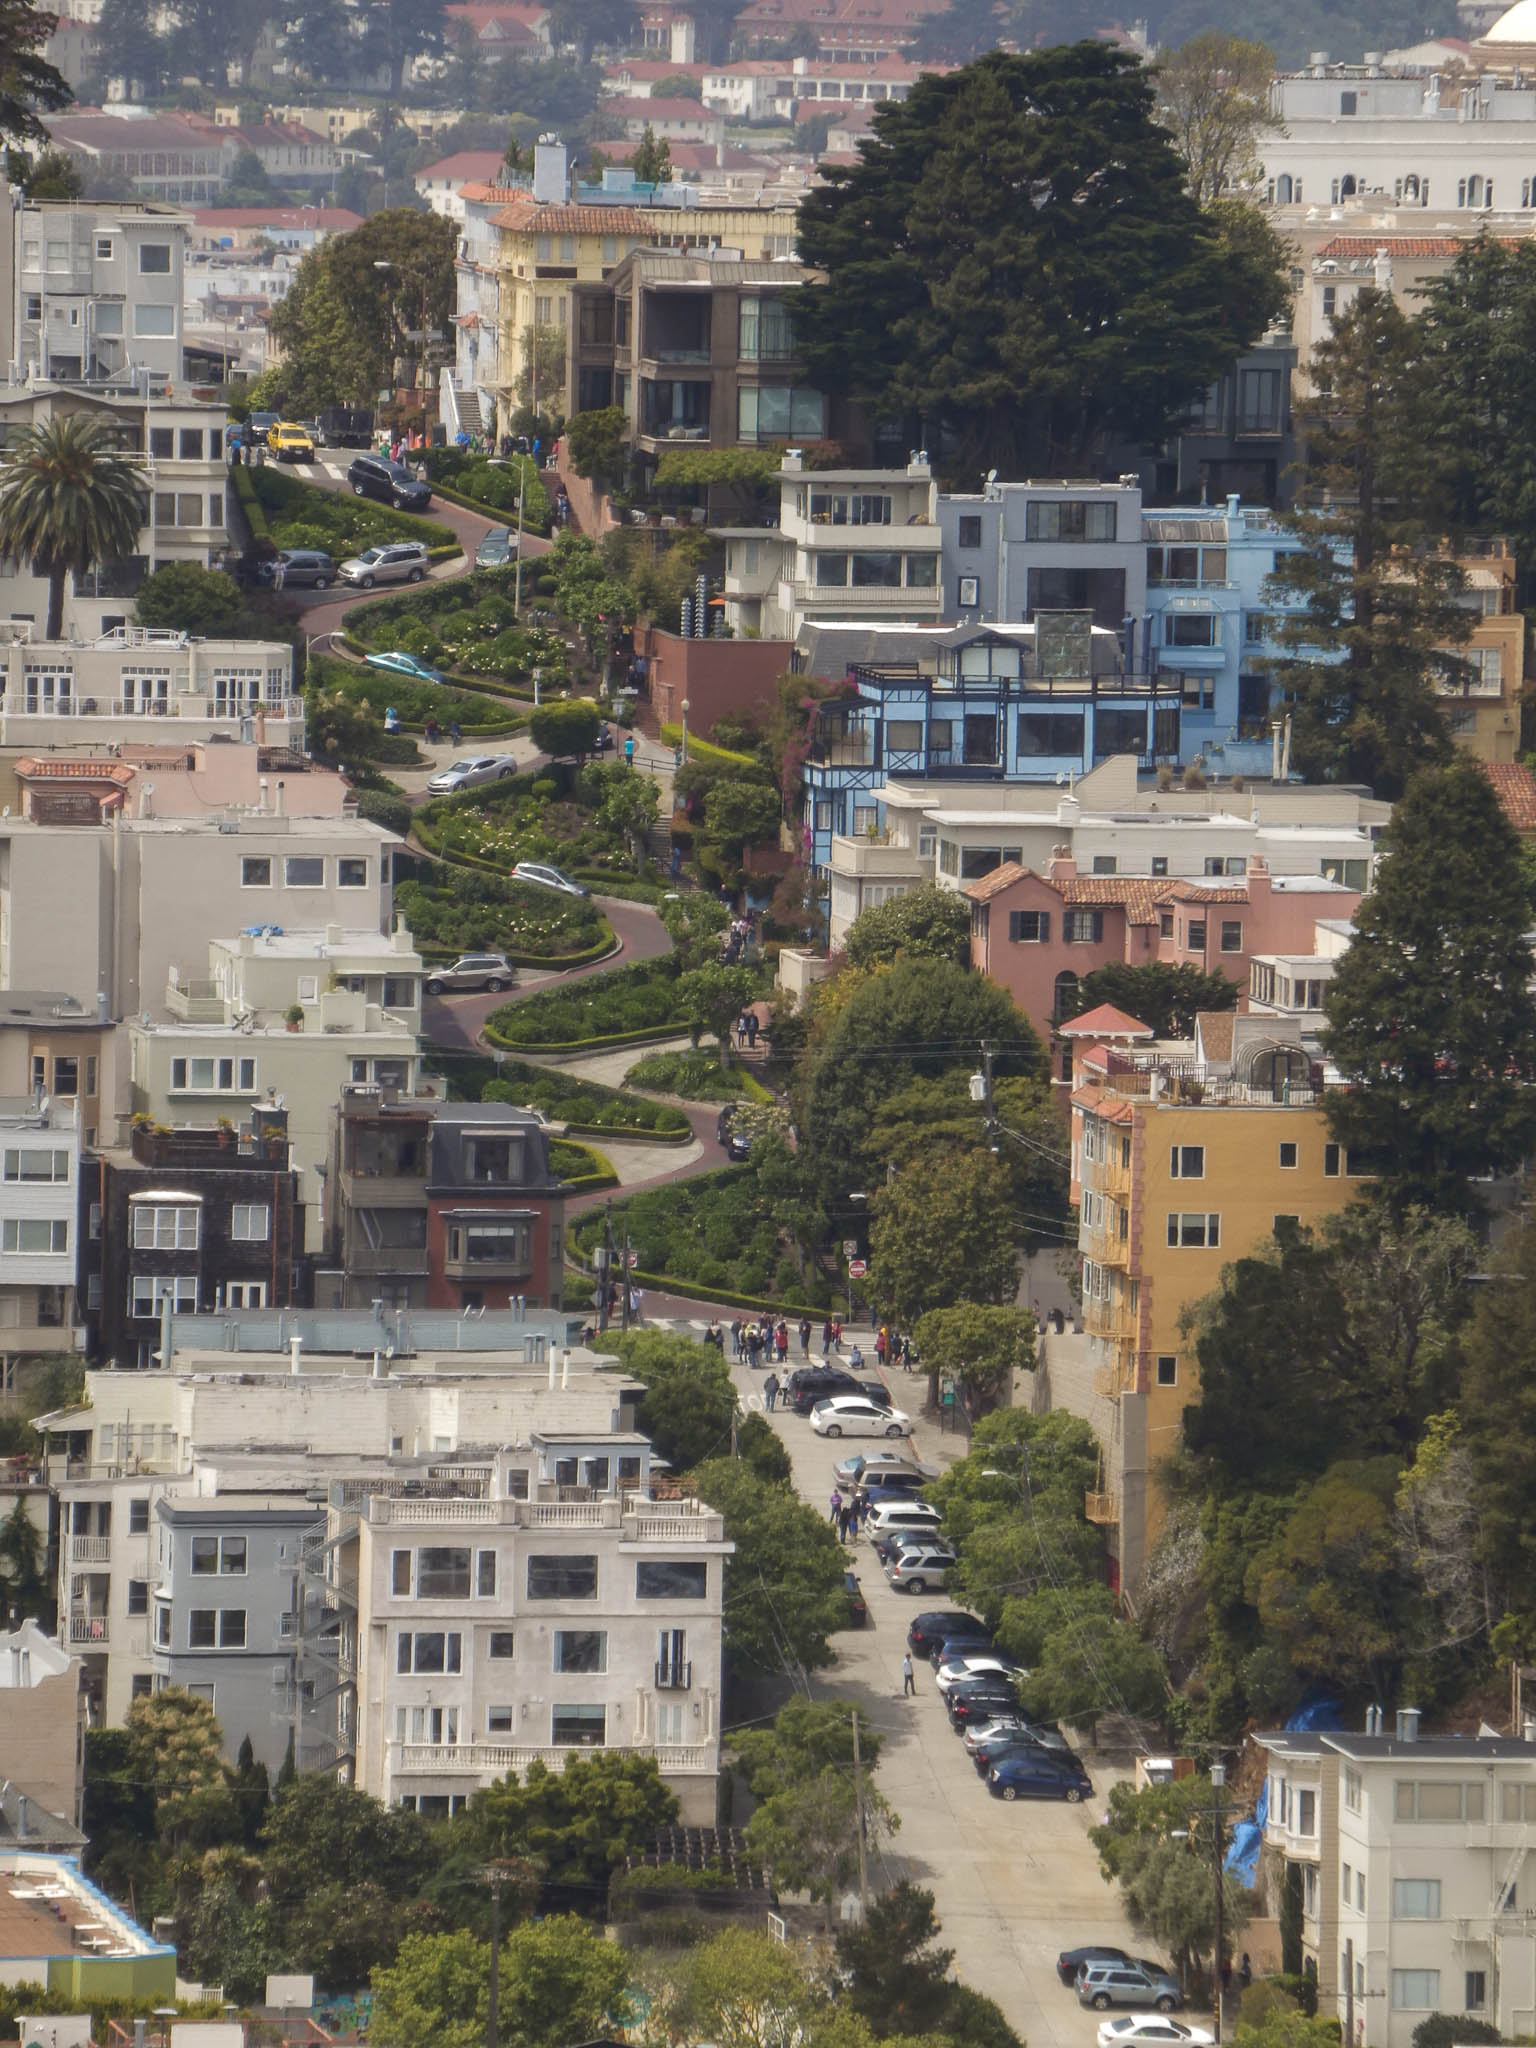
[284,1003,305,1032]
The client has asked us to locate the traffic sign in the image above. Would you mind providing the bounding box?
[842,1239,859,1257]
[847,1257,868,1278]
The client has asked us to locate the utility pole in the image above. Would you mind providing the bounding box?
[1194,1763,1238,2046]
[1344,1936,1354,2047]
[486,1864,502,2048]
[851,1710,870,1921]
[621,1224,632,1331]
[970,1041,997,1146]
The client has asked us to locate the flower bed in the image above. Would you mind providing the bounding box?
[570,1166,836,1307]
[425,449,551,532]
[395,869,613,967]
[414,783,636,885]
[480,1065,692,1138]
[237,463,457,560]
[309,655,523,737]
[339,570,568,695]
[624,1048,772,1104]
[485,958,691,1050]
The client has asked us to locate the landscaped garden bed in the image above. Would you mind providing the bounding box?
[425,1053,695,1140]
[485,958,696,1052]
[237,463,457,561]
[569,1165,834,1309]
[624,1048,772,1104]
[424,449,550,532]
[339,570,569,694]
[549,1136,619,1191]
[395,868,614,968]
[414,777,640,888]
[309,655,524,738]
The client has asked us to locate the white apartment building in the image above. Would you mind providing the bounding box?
[1263,63,1536,215]
[352,1454,729,1820]
[717,449,944,640]
[0,382,230,642]
[1262,1719,1536,2048]
[0,1095,84,1364]
[821,754,1386,945]
[133,924,425,1247]
[0,809,395,1023]
[0,629,299,751]
[0,193,189,383]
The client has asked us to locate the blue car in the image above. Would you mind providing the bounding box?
[988,1750,1092,1803]
[365,650,446,684]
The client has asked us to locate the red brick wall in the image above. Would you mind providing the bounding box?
[637,625,795,738]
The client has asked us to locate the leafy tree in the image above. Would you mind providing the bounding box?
[0,1499,46,1621]
[564,407,629,491]
[529,699,602,761]
[361,0,448,94]
[0,0,71,149]
[467,1753,678,1900]
[1235,2019,1350,2048]
[836,1881,955,2035]
[1065,960,1238,1039]
[904,0,1018,62]
[691,1457,849,1673]
[24,150,83,200]
[269,208,457,412]
[658,889,730,968]
[697,779,781,883]
[514,322,569,414]
[1265,291,1469,796]
[125,1688,237,1898]
[136,562,247,636]
[653,446,779,520]
[0,415,145,640]
[610,1330,738,1473]
[260,1773,436,1912]
[1458,1208,1536,1621]
[1021,1605,1169,1740]
[1181,1206,1477,1492]
[912,1302,1035,1411]
[677,961,762,1068]
[1323,758,1536,1212]
[1092,1774,1252,1986]
[869,1149,1019,1327]
[630,123,671,183]
[285,0,355,83]
[231,1735,270,1849]
[1394,1412,1490,1658]
[667,1928,830,2048]
[81,1726,158,1905]
[548,0,636,59]
[1408,2018,1502,2048]
[733,1696,882,1796]
[844,882,972,971]
[1154,33,1277,204]
[794,47,1285,477]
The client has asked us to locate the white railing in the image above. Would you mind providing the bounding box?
[68,1534,111,1563]
[1,694,305,721]
[68,1615,110,1644]
[392,1740,712,1775]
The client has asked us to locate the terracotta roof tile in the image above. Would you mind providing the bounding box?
[1157,879,1249,904]
[1483,760,1536,832]
[491,196,653,234]
[1060,1003,1155,1039]
[1315,234,1523,260]
[1061,876,1165,922]
[960,860,1028,903]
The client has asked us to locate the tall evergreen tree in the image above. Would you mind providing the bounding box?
[1322,756,1536,1213]
[793,46,1286,478]
[1264,288,1471,797]
[1459,1209,1536,1623]
[0,0,71,150]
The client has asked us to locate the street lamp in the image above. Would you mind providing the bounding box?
[680,696,690,764]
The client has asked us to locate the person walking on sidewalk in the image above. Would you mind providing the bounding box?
[902,1652,915,1695]
[763,1371,779,1412]
[799,1318,812,1357]
[829,1488,842,1527]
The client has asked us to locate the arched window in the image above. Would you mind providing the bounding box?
[1053,971,1080,1023]
[1340,173,1358,197]
[1403,174,1420,201]
[1275,174,1293,203]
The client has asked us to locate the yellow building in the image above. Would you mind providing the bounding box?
[1065,1005,1367,1591]
[1438,538,1526,764]
[489,188,802,420]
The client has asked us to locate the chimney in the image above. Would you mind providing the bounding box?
[16,1792,28,1839]
[1047,847,1078,882]
[289,1334,302,1375]
[1396,1706,1421,1743]
[96,991,108,1024]
[548,1351,557,1389]
[561,1347,571,1388]
[258,776,268,813]
[274,779,285,816]
[782,446,803,472]
[1365,1703,1383,1735]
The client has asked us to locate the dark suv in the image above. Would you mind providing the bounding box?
[347,452,433,511]
[785,1365,863,1414]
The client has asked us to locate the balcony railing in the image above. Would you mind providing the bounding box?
[655,1660,693,1689]
[68,1534,111,1563]
[1084,1491,1119,1526]
[0,694,304,721]
[391,1740,713,1775]
[68,1614,110,1644]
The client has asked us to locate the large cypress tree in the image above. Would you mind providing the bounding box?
[1322,756,1536,1214]
[792,45,1287,478]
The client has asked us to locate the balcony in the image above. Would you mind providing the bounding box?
[655,1660,693,1689]
[1084,1491,1119,1526]
[68,1613,111,1645]
[1083,1299,1136,1343]
[391,1740,713,1776]
[68,1534,111,1563]
[165,977,226,1023]
[1082,1154,1132,1200]
[340,1166,428,1207]
[344,1241,429,1277]
[790,580,943,612]
[827,835,925,880]
[366,1494,726,1543]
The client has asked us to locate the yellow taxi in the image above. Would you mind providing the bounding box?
[269,421,315,462]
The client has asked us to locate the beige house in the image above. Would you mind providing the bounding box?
[132,924,425,1248]
[0,630,300,753]
[0,1620,86,1827]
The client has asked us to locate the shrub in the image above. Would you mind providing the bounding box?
[531,777,559,800]
[426,449,550,531]
[248,463,455,558]
[478,1066,691,1135]
[357,789,412,835]
[309,655,522,736]
[486,958,695,1048]
[414,780,636,880]
[570,1164,832,1307]
[625,1048,754,1102]
[395,870,608,963]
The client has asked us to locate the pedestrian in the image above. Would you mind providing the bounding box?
[875,1324,888,1366]
[730,1318,743,1360]
[838,1503,854,1543]
[1220,1958,1232,2003]
[902,1651,915,1696]
[848,1342,864,1371]
[830,1319,843,1354]
[746,1326,760,1369]
[1238,1956,1252,1992]
[746,1009,759,1048]
[799,1317,812,1357]
[763,1371,779,1412]
[821,1317,834,1354]
[775,1320,788,1362]
[450,721,461,745]
[829,1488,842,1527]
[272,554,286,591]
[736,1010,750,1049]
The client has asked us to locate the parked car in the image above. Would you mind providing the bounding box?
[969,1728,1076,1775]
[907,1610,985,1660]
[512,861,590,898]
[246,410,280,444]
[947,1686,1023,1728]
[1098,2016,1213,2048]
[884,1545,958,1593]
[426,754,519,795]
[935,1653,1026,1696]
[811,1396,912,1440]
[842,1568,868,1627]
[786,1366,863,1415]
[837,1451,937,1490]
[269,420,315,461]
[347,451,432,510]
[366,650,446,683]
[865,1500,944,1544]
[989,1749,1092,1804]
[968,1720,1073,1767]
[268,548,335,588]
[1076,1964,1184,2013]
[1059,1948,1140,1989]
[422,952,514,995]
[476,526,516,568]
[929,1630,995,1669]
[338,542,430,588]
[716,1104,752,1161]
[860,1475,932,1512]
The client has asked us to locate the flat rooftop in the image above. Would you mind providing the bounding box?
[0,1855,161,1964]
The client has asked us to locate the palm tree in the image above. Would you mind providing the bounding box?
[0,413,146,639]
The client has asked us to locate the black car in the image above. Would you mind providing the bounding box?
[973,1729,1077,1775]
[843,1569,868,1627]
[908,1610,985,1659]
[948,1687,1023,1728]
[786,1366,863,1414]
[347,451,433,511]
[929,1630,995,1669]
[715,1104,752,1161]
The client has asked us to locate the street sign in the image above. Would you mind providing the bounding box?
[847,1258,868,1278]
[842,1239,859,1257]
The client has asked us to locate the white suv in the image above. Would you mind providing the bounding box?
[338,542,430,588]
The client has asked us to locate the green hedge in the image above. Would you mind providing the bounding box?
[659,725,761,770]
[397,868,614,967]
[485,958,694,1050]
[237,463,458,561]
[549,1137,619,1191]
[480,1063,692,1136]
[311,656,524,737]
[414,779,638,886]
[425,449,551,532]
[567,1165,837,1309]
[624,1048,773,1105]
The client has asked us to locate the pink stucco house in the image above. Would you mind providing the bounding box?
[964,851,1361,1059]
